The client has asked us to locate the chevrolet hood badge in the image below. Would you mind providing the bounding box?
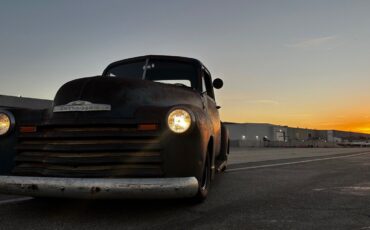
[53,100,111,112]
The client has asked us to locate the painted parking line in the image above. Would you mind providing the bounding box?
[227,151,370,173]
[0,197,33,205]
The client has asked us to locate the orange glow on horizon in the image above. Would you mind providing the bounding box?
[223,117,370,134]
[220,104,370,134]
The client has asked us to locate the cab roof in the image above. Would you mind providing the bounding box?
[102,55,209,76]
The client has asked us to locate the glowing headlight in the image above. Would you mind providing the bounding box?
[167,109,192,133]
[0,113,11,136]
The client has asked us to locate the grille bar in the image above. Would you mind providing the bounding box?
[19,131,159,139]
[17,143,162,152]
[15,151,162,165]
[13,163,163,178]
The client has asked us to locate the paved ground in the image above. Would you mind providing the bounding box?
[1,148,370,229]
[228,147,368,164]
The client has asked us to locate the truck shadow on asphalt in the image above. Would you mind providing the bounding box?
[1,175,229,229]
[3,196,207,227]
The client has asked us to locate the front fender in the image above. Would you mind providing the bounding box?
[159,105,212,182]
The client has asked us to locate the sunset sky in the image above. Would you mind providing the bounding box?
[0,1,369,133]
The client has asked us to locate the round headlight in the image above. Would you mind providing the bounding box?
[167,109,192,133]
[0,113,11,136]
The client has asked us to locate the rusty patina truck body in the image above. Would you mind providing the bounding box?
[0,55,229,202]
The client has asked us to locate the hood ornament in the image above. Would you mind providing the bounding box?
[53,100,111,112]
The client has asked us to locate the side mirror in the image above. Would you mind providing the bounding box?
[213,78,223,89]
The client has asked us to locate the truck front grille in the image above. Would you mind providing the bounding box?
[13,125,164,178]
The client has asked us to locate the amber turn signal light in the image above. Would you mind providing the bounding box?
[137,124,158,131]
[20,126,37,133]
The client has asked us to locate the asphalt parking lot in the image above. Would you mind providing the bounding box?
[1,147,370,230]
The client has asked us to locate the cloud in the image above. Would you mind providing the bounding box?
[245,99,280,106]
[220,98,280,107]
[318,121,345,126]
[286,36,337,48]
[287,114,312,117]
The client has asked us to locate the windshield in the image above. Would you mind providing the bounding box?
[105,59,198,89]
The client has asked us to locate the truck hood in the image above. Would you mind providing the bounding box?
[50,76,203,122]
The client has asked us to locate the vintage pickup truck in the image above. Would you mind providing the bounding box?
[0,55,229,202]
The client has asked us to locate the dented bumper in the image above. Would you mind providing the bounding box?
[0,176,199,199]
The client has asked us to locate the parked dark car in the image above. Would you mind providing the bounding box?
[0,55,229,202]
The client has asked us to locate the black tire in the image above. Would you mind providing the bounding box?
[192,151,211,203]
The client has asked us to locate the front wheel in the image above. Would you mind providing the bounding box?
[192,151,211,203]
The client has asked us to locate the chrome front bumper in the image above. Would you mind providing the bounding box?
[0,176,199,199]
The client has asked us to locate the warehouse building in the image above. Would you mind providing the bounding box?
[0,95,52,110]
[225,123,287,141]
[225,122,370,147]
[225,123,288,147]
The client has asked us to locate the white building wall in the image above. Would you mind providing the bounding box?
[225,123,290,142]
[226,124,248,141]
